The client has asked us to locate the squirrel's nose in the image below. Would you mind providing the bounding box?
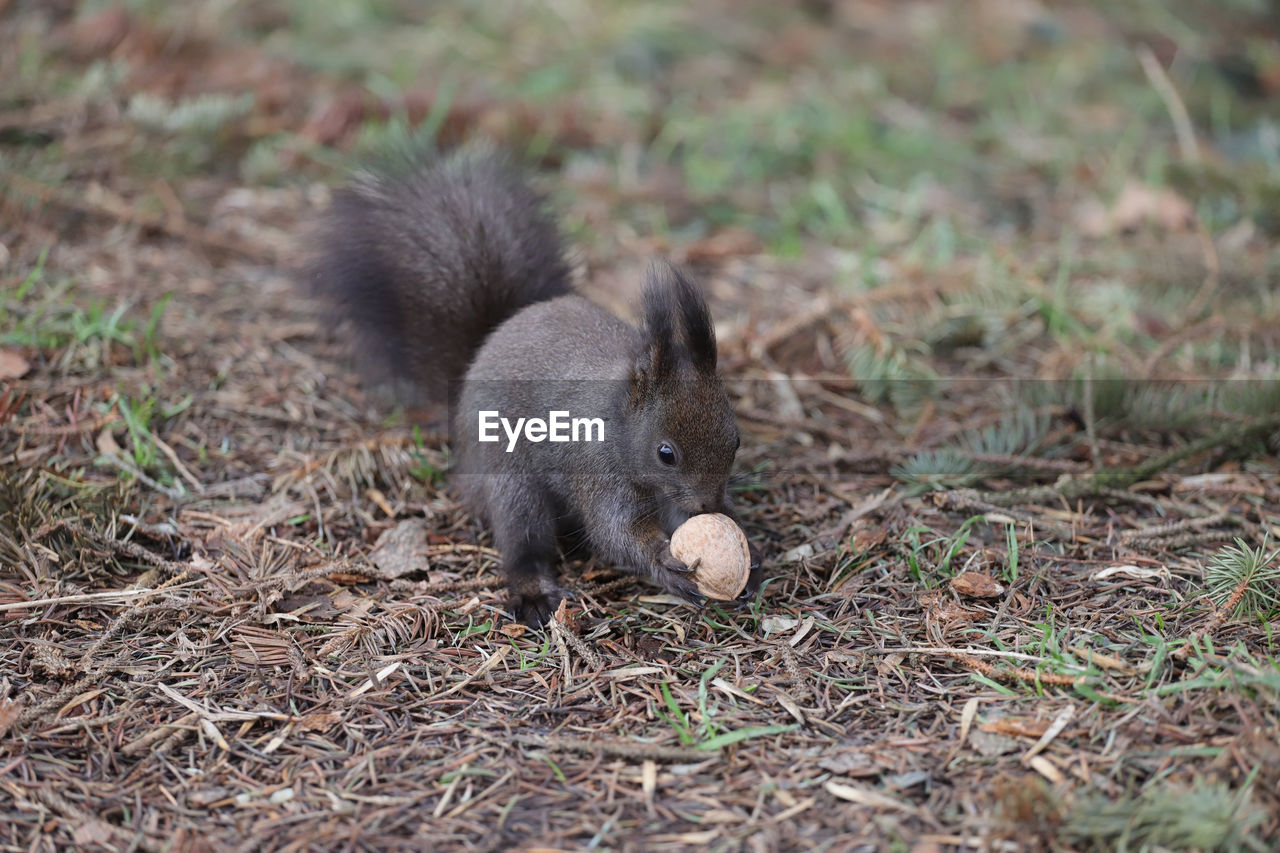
[696,497,722,515]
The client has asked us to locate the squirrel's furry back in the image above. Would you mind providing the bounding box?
[305,151,573,402]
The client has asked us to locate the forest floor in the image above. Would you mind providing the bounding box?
[2,1,1279,851]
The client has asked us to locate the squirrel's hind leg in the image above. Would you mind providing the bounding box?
[488,481,569,627]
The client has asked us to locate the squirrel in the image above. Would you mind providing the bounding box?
[306,150,762,626]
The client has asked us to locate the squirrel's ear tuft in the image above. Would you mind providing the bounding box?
[641,262,717,377]
[670,265,717,374]
[640,265,679,380]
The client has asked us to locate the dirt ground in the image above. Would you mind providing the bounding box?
[2,2,1279,851]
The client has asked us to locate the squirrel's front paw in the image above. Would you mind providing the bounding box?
[649,549,706,607]
[664,573,707,608]
[657,546,694,575]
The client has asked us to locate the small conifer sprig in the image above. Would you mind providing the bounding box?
[1177,535,1279,661]
[843,343,937,416]
[1204,536,1280,619]
[891,409,1051,493]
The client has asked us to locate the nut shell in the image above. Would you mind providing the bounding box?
[670,513,751,600]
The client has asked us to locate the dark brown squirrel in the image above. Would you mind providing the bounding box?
[306,150,762,626]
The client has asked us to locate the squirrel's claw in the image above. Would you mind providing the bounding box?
[651,561,705,607]
[734,545,764,606]
[658,545,695,574]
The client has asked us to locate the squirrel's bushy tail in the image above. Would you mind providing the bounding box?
[306,150,572,402]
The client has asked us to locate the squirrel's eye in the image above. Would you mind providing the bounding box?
[657,443,677,466]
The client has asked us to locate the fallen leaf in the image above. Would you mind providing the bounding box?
[369,518,431,578]
[186,787,234,808]
[96,428,122,457]
[761,615,799,634]
[923,594,980,627]
[951,572,1005,598]
[852,528,886,551]
[0,697,21,738]
[551,597,579,632]
[980,718,1051,739]
[0,350,28,380]
[299,712,340,732]
[1076,179,1193,237]
[885,770,930,790]
[331,590,375,612]
[968,728,1021,757]
[72,820,115,847]
[818,751,879,777]
[824,781,916,812]
[781,543,815,563]
[1091,564,1170,583]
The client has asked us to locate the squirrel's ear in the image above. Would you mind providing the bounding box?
[668,264,717,375]
[639,266,679,380]
[643,262,716,376]
[627,331,670,410]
